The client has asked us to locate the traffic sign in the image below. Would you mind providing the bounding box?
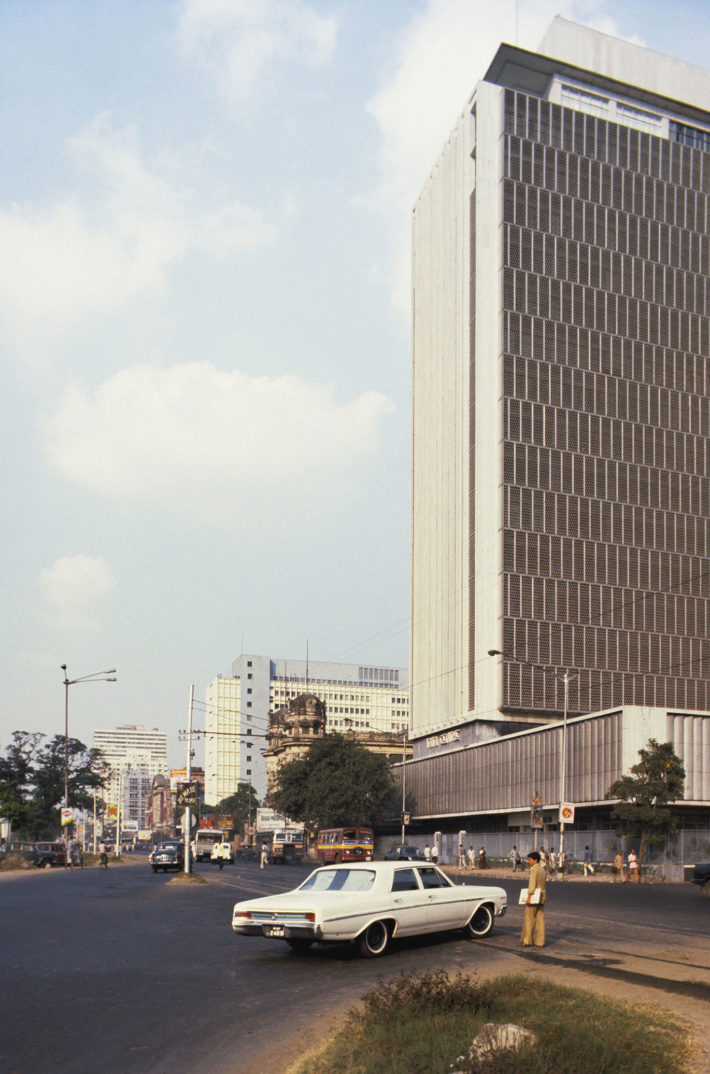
[176,781,199,807]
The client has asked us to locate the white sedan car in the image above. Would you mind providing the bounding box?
[231,861,507,957]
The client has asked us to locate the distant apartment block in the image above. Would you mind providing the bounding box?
[92,724,168,828]
[205,655,409,802]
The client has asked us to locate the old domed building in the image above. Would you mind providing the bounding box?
[264,692,409,797]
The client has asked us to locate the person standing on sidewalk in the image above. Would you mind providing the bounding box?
[613,850,624,881]
[520,851,546,947]
[583,846,595,877]
[627,849,639,883]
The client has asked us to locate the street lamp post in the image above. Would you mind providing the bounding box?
[400,728,408,845]
[61,665,117,852]
[488,649,577,863]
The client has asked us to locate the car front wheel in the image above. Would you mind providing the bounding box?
[464,903,494,938]
[358,920,390,958]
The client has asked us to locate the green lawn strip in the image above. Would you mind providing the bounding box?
[288,971,691,1074]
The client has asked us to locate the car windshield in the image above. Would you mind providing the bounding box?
[299,868,375,893]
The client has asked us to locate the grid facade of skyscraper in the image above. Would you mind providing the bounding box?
[411,17,710,745]
[500,86,710,718]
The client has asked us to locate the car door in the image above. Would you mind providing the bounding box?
[415,866,463,930]
[389,867,430,936]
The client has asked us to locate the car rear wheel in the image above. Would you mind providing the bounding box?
[358,920,390,958]
[464,903,494,938]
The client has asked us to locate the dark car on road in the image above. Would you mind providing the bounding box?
[0,841,39,867]
[692,862,710,892]
[383,844,423,861]
[149,841,184,873]
[34,841,67,868]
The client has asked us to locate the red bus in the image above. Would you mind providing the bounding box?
[316,826,374,865]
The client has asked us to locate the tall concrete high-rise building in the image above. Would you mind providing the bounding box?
[411,18,710,751]
[205,655,409,803]
[92,724,168,827]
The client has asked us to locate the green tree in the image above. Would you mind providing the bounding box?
[606,738,685,863]
[0,732,43,835]
[28,734,110,839]
[267,734,395,831]
[217,783,259,837]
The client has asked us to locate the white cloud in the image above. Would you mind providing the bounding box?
[178,0,338,103]
[0,115,280,363]
[38,555,116,632]
[364,0,622,315]
[43,362,395,519]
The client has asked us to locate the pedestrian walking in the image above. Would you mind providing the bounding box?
[583,846,595,877]
[98,841,108,869]
[259,843,269,869]
[431,843,439,864]
[66,838,75,868]
[549,848,557,872]
[627,849,639,883]
[75,843,83,869]
[613,850,624,882]
[468,845,476,869]
[424,844,431,862]
[510,845,520,871]
[458,842,466,867]
[520,850,546,947]
[478,846,487,869]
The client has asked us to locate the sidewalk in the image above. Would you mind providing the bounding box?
[441,863,625,883]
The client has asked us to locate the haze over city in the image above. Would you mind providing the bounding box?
[4,0,710,767]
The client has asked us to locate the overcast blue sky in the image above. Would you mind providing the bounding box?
[3,0,710,769]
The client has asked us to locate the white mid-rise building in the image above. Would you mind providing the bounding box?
[204,655,409,803]
[92,724,168,827]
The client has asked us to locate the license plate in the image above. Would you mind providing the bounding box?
[264,925,285,937]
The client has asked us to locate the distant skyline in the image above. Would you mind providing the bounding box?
[3,0,710,767]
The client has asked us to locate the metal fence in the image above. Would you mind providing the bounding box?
[375,827,710,867]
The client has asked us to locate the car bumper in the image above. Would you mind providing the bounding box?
[232,922,321,941]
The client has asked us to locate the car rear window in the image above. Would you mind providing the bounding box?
[391,869,418,892]
[300,869,375,893]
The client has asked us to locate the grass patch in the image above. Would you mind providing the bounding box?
[288,970,691,1074]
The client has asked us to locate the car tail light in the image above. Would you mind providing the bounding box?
[235,911,252,919]
[305,913,315,922]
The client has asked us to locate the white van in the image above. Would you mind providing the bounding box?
[191,829,229,862]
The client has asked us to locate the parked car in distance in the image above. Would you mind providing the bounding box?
[231,861,507,958]
[384,845,423,861]
[0,841,39,868]
[34,841,67,868]
[149,841,184,872]
[691,862,710,892]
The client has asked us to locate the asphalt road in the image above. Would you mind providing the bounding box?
[1,859,708,1074]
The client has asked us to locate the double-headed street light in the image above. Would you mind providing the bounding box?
[488,649,578,861]
[61,665,117,847]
